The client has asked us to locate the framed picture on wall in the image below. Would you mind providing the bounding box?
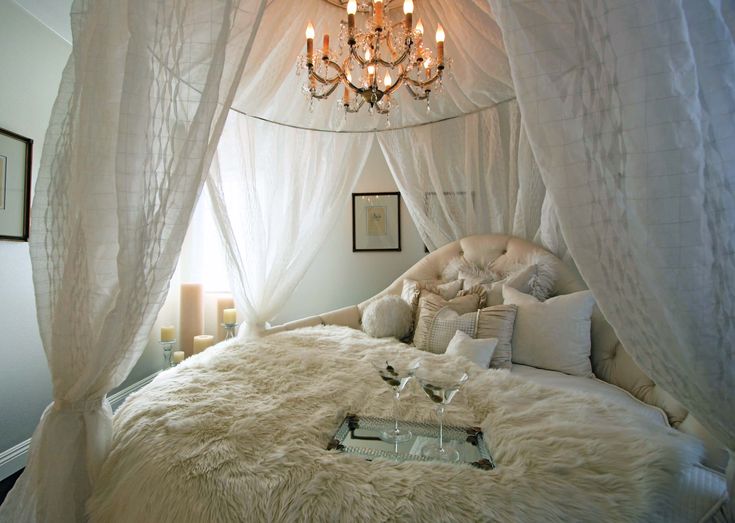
[352,192,401,252]
[0,127,32,241]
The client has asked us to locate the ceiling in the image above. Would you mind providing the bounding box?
[13,0,73,43]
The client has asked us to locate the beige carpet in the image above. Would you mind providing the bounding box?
[88,326,701,522]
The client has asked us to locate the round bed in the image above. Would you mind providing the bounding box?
[88,235,727,522]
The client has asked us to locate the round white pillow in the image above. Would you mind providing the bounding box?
[362,295,413,339]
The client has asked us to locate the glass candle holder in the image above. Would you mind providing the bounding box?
[222,323,240,340]
[160,340,177,369]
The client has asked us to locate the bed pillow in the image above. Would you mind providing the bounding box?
[362,295,413,339]
[503,285,595,377]
[413,293,483,353]
[447,254,556,306]
[475,304,517,369]
[400,278,463,311]
[445,330,498,369]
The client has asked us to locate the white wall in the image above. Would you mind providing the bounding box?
[273,141,425,324]
[0,0,70,454]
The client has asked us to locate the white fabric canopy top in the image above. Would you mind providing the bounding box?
[1,0,733,521]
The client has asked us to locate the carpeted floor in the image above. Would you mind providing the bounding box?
[0,469,22,506]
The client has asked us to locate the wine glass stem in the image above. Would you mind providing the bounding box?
[393,390,400,434]
[436,405,445,451]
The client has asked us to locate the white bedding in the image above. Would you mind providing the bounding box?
[511,364,727,522]
[90,326,710,522]
[511,364,669,427]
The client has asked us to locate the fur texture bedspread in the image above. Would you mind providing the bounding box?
[88,326,700,522]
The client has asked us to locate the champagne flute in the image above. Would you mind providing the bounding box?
[414,363,469,462]
[371,358,417,443]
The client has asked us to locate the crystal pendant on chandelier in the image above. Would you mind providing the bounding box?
[297,0,449,117]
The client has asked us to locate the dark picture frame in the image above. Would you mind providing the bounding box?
[352,192,401,252]
[0,127,33,241]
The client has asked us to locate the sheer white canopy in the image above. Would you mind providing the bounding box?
[207,112,374,336]
[489,0,735,513]
[1,0,733,519]
[0,0,266,520]
[377,99,566,255]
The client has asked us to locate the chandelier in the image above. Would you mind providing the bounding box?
[297,0,449,123]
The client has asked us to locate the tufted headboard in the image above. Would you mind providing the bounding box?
[267,234,725,469]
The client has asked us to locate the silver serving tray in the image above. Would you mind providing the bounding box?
[327,414,495,470]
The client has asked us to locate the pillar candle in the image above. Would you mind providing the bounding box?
[160,325,175,342]
[223,308,237,325]
[173,351,185,364]
[216,296,235,341]
[193,334,214,354]
[180,283,204,357]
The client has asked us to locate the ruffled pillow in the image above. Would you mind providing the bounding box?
[444,253,557,306]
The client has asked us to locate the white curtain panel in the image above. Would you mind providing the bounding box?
[0,1,266,521]
[207,112,374,336]
[377,100,565,254]
[489,0,735,510]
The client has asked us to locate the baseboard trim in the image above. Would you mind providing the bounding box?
[0,372,158,481]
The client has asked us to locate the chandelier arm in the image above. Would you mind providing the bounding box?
[310,69,342,85]
[383,74,405,97]
[404,82,429,100]
[374,47,410,68]
[350,46,367,66]
[311,82,341,99]
[403,71,442,89]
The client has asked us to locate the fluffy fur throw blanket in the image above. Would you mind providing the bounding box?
[89,326,700,522]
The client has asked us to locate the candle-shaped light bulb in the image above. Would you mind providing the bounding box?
[367,64,376,75]
[435,23,445,66]
[346,70,353,83]
[367,64,376,85]
[435,24,445,43]
[403,0,413,30]
[364,48,371,61]
[416,19,424,35]
[374,0,384,29]
[383,71,392,87]
[347,0,357,15]
[305,22,315,65]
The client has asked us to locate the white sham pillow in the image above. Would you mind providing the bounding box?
[502,285,595,377]
[445,330,499,369]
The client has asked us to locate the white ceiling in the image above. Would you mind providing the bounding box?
[14,0,73,43]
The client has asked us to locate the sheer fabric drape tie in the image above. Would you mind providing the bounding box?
[52,396,107,413]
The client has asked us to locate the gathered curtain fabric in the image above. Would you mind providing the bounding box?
[207,112,374,337]
[0,0,266,521]
[377,100,567,256]
[489,0,735,513]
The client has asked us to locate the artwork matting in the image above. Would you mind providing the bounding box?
[352,192,401,252]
